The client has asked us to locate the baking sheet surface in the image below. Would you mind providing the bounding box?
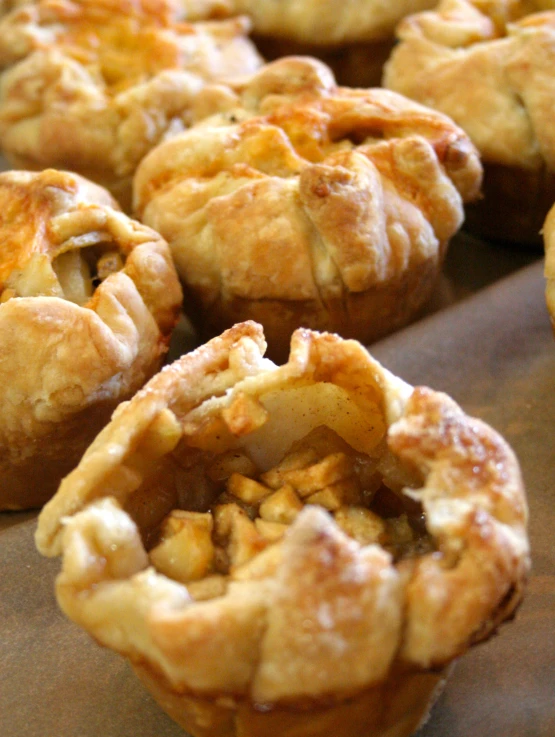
[1,261,553,737]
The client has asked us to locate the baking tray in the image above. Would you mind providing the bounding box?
[1,260,553,737]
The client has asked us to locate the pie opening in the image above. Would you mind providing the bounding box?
[120,379,434,603]
[1,243,127,305]
[149,426,433,602]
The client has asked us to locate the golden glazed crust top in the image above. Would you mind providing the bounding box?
[134,57,481,356]
[0,168,182,509]
[36,322,529,707]
[0,0,262,203]
[0,0,256,87]
[228,0,439,45]
[383,0,555,170]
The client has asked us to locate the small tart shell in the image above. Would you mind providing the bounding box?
[36,322,529,737]
[134,57,482,359]
[383,0,555,243]
[0,0,262,209]
[0,168,182,509]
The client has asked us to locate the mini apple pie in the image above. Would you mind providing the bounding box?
[0,0,262,209]
[226,0,438,87]
[383,0,555,244]
[36,321,529,737]
[134,56,482,360]
[0,168,182,510]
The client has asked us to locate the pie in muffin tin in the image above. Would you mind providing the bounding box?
[0,1,544,733]
[0,0,262,209]
[0,167,182,509]
[383,0,555,244]
[36,321,530,737]
[134,56,482,360]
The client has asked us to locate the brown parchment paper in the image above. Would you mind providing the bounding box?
[1,260,553,737]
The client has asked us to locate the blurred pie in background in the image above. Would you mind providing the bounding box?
[134,56,482,360]
[0,167,182,510]
[228,0,439,87]
[383,0,555,245]
[0,0,262,209]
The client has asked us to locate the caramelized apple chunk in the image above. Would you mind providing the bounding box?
[226,473,272,505]
[264,452,355,498]
[213,503,268,571]
[334,506,386,546]
[186,575,227,602]
[149,510,214,583]
[206,451,258,482]
[258,485,304,524]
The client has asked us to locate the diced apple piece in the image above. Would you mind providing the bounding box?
[255,518,288,542]
[334,506,386,545]
[227,473,272,505]
[207,451,258,482]
[213,503,267,570]
[276,453,355,497]
[186,574,227,601]
[231,543,282,581]
[306,477,362,511]
[222,392,269,436]
[259,485,303,524]
[149,510,214,583]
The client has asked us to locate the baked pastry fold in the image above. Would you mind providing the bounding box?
[383,0,555,243]
[0,168,182,509]
[134,56,482,360]
[0,0,262,208]
[36,321,529,737]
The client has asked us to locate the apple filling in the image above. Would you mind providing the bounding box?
[146,426,434,601]
[0,246,125,305]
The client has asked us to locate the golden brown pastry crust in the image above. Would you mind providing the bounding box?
[36,322,529,737]
[133,57,482,359]
[0,0,262,209]
[134,662,451,737]
[0,168,182,509]
[383,0,555,243]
